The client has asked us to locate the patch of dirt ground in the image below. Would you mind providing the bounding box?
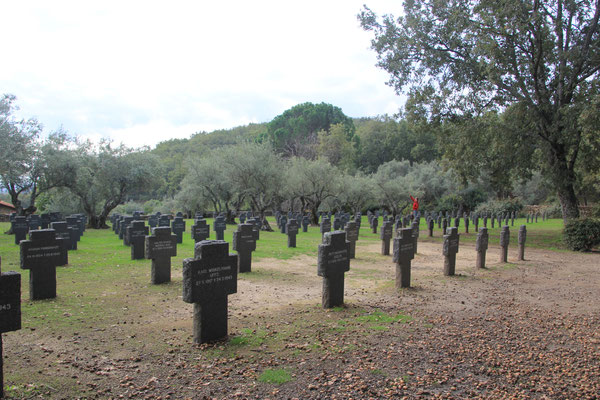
[4,240,600,399]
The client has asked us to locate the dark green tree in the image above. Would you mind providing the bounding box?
[360,0,600,222]
[267,102,355,159]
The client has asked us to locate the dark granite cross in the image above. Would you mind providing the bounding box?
[475,227,489,269]
[232,223,257,273]
[320,217,331,239]
[191,219,210,243]
[286,219,299,248]
[442,227,460,276]
[393,227,415,288]
[380,220,393,255]
[345,221,359,259]
[171,216,186,244]
[500,226,510,262]
[213,216,227,241]
[145,227,177,284]
[318,231,350,308]
[12,216,29,245]
[182,240,237,344]
[0,257,22,398]
[127,220,149,260]
[518,225,527,261]
[20,229,67,300]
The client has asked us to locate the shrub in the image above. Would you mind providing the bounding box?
[563,218,600,251]
[544,202,563,218]
[475,198,524,215]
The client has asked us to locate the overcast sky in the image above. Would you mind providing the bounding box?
[1,1,403,148]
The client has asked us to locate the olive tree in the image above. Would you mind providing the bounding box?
[360,0,600,222]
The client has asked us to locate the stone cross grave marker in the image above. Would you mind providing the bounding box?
[320,217,331,239]
[127,220,149,260]
[28,214,41,231]
[145,227,177,284]
[500,226,510,263]
[0,257,22,398]
[148,214,159,228]
[380,220,393,255]
[442,227,460,276]
[49,222,73,267]
[159,215,171,227]
[318,231,350,308]
[172,216,186,244]
[65,216,81,242]
[12,216,29,245]
[393,227,415,288]
[286,219,299,248]
[192,218,210,243]
[518,225,527,261]
[412,220,420,254]
[345,221,359,259]
[232,223,257,273]
[279,215,287,234]
[20,229,67,300]
[119,216,134,241]
[475,227,489,269]
[213,215,227,241]
[371,216,379,234]
[182,240,237,344]
[247,218,260,241]
[41,213,50,229]
[302,215,310,232]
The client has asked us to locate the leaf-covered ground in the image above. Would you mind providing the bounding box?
[1,220,599,399]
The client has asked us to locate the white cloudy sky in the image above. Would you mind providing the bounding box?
[0,1,403,148]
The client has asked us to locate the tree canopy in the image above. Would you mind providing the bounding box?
[266,102,356,159]
[360,0,600,221]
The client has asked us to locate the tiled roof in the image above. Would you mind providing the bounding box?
[0,200,16,210]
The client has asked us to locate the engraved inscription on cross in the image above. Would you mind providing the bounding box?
[182,240,238,344]
[192,218,210,243]
[232,223,257,273]
[145,227,178,284]
[20,229,67,300]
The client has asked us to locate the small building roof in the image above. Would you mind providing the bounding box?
[0,200,16,210]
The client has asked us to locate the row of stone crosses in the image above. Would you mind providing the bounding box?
[0,208,538,395]
[1,212,88,397]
